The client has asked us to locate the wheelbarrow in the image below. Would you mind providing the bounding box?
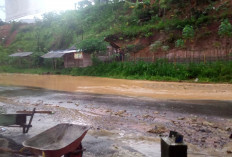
[0,108,52,133]
[21,123,90,157]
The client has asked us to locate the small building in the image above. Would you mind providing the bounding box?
[41,46,92,68]
[9,52,33,66]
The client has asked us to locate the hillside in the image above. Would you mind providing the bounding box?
[0,1,231,52]
[0,0,232,82]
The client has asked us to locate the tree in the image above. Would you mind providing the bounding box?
[218,19,232,37]
[78,38,107,53]
[150,40,162,62]
[182,25,195,60]
[175,39,185,64]
[77,0,92,9]
[159,0,171,18]
[175,39,185,48]
[183,25,195,41]
[218,19,232,56]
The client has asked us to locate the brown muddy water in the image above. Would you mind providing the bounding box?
[0,73,232,100]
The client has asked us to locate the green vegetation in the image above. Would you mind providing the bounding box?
[1,61,232,83]
[175,39,185,48]
[63,61,232,83]
[3,0,231,54]
[0,0,232,83]
[218,19,232,37]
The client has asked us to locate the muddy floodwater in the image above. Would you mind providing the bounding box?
[0,73,232,157]
[0,73,232,100]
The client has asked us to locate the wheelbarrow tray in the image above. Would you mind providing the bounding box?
[22,123,89,157]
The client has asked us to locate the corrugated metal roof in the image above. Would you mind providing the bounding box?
[41,48,80,59]
[41,51,65,58]
[9,52,33,57]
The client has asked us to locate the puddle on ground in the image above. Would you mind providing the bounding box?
[0,73,232,100]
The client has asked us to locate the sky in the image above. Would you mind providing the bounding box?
[0,0,79,21]
[0,0,4,20]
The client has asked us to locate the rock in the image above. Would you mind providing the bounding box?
[230,134,232,139]
[227,150,232,154]
[115,110,126,116]
[75,103,79,106]
[172,121,179,125]
[191,117,197,122]
[177,117,185,120]
[199,128,211,133]
[147,126,167,134]
[0,128,6,132]
[114,145,118,149]
[192,124,198,127]
[225,127,231,131]
[201,138,206,142]
[202,121,214,127]
[67,101,73,103]
[143,114,153,119]
[154,111,159,114]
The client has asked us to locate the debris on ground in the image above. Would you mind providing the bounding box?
[148,125,167,134]
[115,110,126,116]
[177,117,185,120]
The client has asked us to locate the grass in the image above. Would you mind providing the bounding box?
[1,61,231,83]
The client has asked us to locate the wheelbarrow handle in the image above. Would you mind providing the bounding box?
[16,111,53,114]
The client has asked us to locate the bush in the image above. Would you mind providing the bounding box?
[77,38,107,53]
[218,19,232,37]
[183,25,195,40]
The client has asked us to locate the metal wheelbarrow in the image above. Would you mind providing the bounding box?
[21,123,90,157]
[0,108,52,133]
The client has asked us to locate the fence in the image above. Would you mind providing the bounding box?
[125,48,232,63]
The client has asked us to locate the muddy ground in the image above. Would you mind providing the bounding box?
[0,74,232,157]
[0,86,231,157]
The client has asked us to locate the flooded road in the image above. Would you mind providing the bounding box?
[0,73,232,100]
[0,73,232,157]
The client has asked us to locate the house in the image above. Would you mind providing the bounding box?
[9,52,33,66]
[41,46,92,68]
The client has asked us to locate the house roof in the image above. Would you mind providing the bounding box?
[41,47,81,59]
[41,51,65,58]
[9,52,33,57]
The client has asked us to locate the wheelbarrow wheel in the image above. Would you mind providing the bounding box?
[64,143,83,157]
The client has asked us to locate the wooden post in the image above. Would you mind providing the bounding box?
[204,52,206,64]
[54,59,57,70]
